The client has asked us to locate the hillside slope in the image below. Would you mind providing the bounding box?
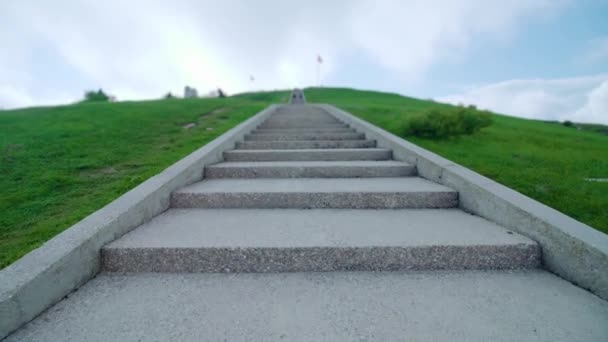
[0,91,288,267]
[306,87,608,234]
[1,87,606,268]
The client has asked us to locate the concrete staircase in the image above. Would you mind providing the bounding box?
[7,101,608,341]
[101,104,540,274]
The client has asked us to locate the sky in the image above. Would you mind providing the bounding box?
[1,0,607,124]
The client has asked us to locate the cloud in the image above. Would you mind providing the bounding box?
[437,74,608,124]
[0,0,343,107]
[0,86,34,109]
[572,80,608,124]
[0,0,570,109]
[347,0,565,80]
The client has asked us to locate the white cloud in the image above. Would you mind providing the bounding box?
[347,0,565,80]
[572,80,608,124]
[0,86,34,109]
[0,0,570,109]
[437,74,608,124]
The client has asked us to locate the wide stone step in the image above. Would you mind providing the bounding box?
[102,209,540,273]
[171,177,458,209]
[272,110,333,118]
[261,116,340,122]
[261,121,341,127]
[205,160,416,178]
[258,123,349,129]
[236,140,376,149]
[269,114,336,119]
[223,148,393,161]
[263,114,337,119]
[254,127,356,134]
[245,132,365,141]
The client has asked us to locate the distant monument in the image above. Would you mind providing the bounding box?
[206,88,227,98]
[184,86,198,98]
[289,88,306,104]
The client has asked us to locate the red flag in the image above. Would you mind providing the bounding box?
[317,54,323,64]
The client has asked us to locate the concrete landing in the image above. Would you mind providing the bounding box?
[101,208,539,272]
[8,271,608,342]
[171,177,458,208]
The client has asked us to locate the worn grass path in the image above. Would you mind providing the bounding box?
[0,91,287,268]
[306,87,608,234]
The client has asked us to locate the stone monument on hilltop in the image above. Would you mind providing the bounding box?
[184,86,198,98]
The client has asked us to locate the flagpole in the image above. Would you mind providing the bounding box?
[316,54,322,87]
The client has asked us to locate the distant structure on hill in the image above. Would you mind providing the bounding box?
[206,88,227,98]
[184,86,198,98]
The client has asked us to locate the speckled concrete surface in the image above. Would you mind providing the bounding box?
[223,148,393,161]
[261,117,340,124]
[245,132,365,141]
[101,208,539,272]
[236,139,377,149]
[171,177,458,209]
[254,127,356,133]
[175,177,454,193]
[259,123,348,129]
[7,270,608,342]
[204,160,415,178]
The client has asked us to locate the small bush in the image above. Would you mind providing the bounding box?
[83,89,109,102]
[401,106,492,139]
[563,120,574,127]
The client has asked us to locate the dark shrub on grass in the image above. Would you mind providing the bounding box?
[402,106,492,139]
[83,89,109,102]
[563,120,574,127]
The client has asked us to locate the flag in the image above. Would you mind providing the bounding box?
[317,54,323,64]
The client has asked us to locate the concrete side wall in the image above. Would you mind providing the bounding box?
[320,104,608,301]
[0,105,279,339]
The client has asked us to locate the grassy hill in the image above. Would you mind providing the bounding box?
[0,91,288,267]
[1,87,606,268]
[305,87,608,234]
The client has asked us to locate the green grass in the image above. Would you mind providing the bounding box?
[2,86,606,268]
[305,87,608,234]
[0,91,288,268]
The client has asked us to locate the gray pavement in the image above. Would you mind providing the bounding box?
[7,270,608,342]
